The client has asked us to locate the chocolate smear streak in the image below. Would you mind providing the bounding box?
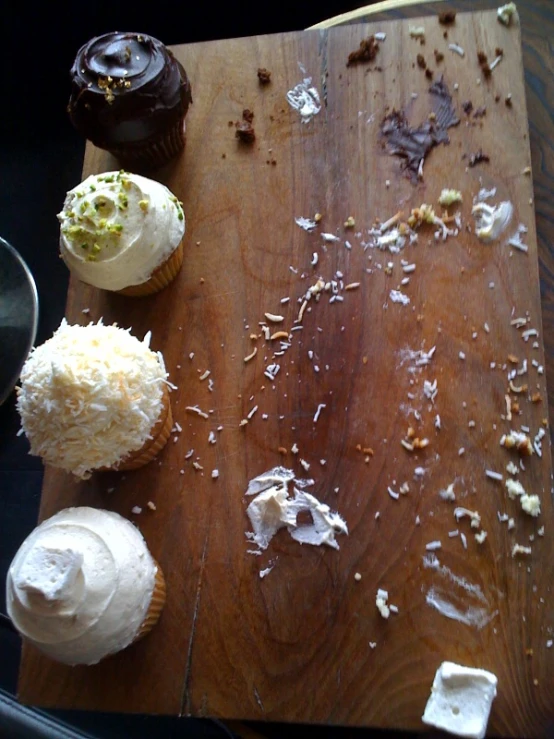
[380,76,459,182]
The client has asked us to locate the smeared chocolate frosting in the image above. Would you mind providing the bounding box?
[380,76,459,182]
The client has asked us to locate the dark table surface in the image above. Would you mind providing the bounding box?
[1,1,553,738]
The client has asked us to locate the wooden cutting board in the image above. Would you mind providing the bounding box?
[18,8,554,737]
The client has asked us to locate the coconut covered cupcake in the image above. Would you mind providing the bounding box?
[6,507,165,665]
[16,320,173,478]
[58,170,185,296]
[67,31,192,169]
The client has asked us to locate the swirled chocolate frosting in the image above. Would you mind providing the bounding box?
[68,32,192,147]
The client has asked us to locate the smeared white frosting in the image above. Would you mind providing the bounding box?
[6,507,157,665]
[245,467,348,552]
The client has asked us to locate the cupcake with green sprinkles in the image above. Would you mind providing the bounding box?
[58,170,185,296]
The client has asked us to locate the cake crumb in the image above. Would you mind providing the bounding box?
[235,109,256,143]
[131,506,142,515]
[257,67,271,84]
[347,35,379,66]
[147,501,157,511]
[438,10,456,24]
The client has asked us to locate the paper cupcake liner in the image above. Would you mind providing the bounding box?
[134,561,166,642]
[107,118,186,170]
[115,385,173,471]
[117,241,184,297]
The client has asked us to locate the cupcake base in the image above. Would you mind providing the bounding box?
[108,118,187,171]
[134,561,166,642]
[114,384,173,471]
[117,242,184,297]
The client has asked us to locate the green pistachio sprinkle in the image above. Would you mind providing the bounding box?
[98,218,107,228]
[93,243,101,253]
[80,243,88,249]
[178,211,184,221]
[86,254,97,262]
[90,184,96,192]
[139,199,148,212]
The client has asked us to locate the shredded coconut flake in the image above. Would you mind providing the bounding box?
[313,403,326,423]
[17,320,168,479]
[448,43,465,57]
[295,217,317,231]
[186,405,209,419]
[389,289,410,306]
[426,541,442,551]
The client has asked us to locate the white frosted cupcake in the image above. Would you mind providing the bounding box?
[16,319,173,478]
[58,170,185,296]
[6,507,166,665]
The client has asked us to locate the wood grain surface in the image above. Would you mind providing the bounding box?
[17,6,554,737]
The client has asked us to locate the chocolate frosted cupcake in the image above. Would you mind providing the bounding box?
[68,32,192,169]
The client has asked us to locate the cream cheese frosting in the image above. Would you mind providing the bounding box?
[16,319,169,478]
[6,507,157,665]
[58,170,185,291]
